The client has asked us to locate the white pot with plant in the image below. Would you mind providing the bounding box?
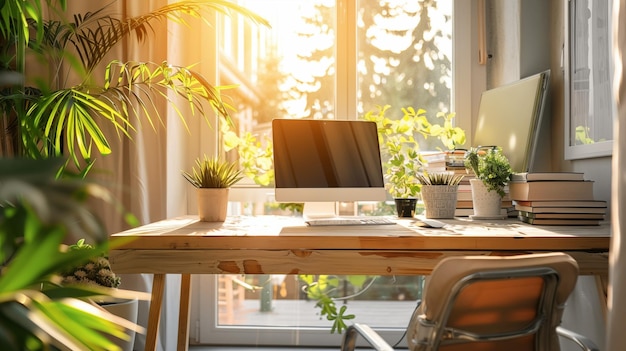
[464,146,512,219]
[416,172,465,219]
[182,155,243,222]
[364,105,466,217]
[62,239,139,351]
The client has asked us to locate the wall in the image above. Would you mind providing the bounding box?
[549,0,612,209]
[485,1,610,349]
[485,0,612,205]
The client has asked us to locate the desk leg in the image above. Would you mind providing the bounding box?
[595,274,609,319]
[145,273,165,351]
[177,274,192,351]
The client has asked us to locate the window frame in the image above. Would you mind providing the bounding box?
[563,0,614,160]
[190,0,482,346]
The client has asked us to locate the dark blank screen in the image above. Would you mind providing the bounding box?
[272,119,385,188]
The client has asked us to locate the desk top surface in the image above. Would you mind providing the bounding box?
[110,215,611,251]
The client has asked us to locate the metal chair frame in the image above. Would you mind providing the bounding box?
[341,254,600,351]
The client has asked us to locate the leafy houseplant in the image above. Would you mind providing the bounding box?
[182,154,243,221]
[464,147,512,197]
[416,172,465,219]
[364,105,466,216]
[61,239,142,351]
[464,146,513,218]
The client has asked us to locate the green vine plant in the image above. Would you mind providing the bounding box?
[364,105,466,198]
[221,116,275,186]
[299,275,375,333]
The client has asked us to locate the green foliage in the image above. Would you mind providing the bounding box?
[182,154,243,188]
[0,1,269,175]
[415,171,464,186]
[575,125,605,145]
[0,157,146,351]
[364,105,466,198]
[464,147,512,197]
[299,275,378,334]
[221,117,274,186]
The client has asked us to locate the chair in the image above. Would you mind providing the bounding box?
[341,253,599,351]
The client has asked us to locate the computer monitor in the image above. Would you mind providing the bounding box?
[272,119,387,218]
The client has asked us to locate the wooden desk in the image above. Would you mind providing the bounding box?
[109,215,611,351]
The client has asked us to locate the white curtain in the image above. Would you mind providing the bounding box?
[608,0,626,350]
[67,1,217,350]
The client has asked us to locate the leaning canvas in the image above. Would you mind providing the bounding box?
[473,70,550,173]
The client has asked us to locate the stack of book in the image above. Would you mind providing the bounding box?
[422,150,513,217]
[421,150,467,173]
[509,172,606,225]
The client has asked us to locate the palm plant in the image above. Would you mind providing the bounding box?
[0,0,269,175]
[0,157,147,350]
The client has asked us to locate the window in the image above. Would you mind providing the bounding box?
[190,0,476,347]
[564,0,614,159]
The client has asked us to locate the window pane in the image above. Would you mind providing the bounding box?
[197,0,453,346]
[217,274,423,328]
[568,0,613,146]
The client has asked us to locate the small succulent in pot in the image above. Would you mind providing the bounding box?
[61,239,121,288]
[415,171,465,186]
[182,155,243,188]
[182,155,243,222]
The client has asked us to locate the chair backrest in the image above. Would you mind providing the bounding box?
[407,253,579,351]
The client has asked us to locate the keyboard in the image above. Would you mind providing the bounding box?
[305,217,395,226]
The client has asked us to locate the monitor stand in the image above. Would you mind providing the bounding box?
[302,202,338,220]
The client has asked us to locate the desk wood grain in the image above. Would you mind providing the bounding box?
[109,215,610,351]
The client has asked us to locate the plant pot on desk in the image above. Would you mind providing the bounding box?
[421,185,458,219]
[394,198,417,218]
[469,179,505,219]
[197,188,229,222]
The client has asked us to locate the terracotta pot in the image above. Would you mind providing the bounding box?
[421,185,458,219]
[197,188,229,222]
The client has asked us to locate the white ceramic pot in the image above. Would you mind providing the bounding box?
[100,298,139,351]
[469,179,504,218]
[197,188,229,222]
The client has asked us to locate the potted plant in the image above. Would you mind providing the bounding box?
[61,239,139,351]
[182,155,243,222]
[416,172,465,219]
[364,105,466,217]
[464,146,513,218]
